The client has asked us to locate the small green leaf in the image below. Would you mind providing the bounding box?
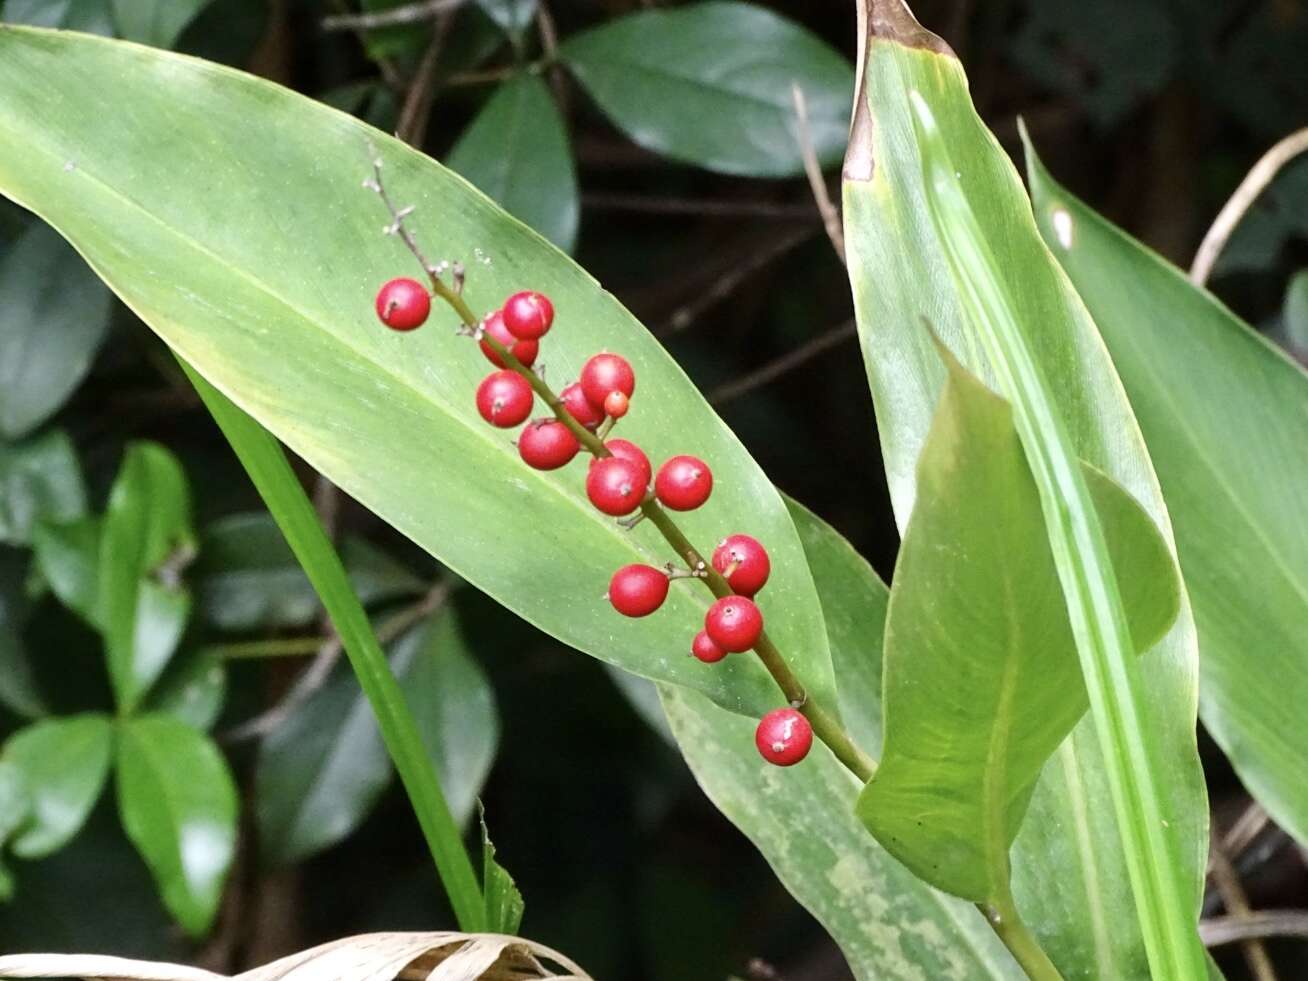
[30,515,101,627]
[110,0,211,48]
[5,713,112,858]
[448,75,579,253]
[144,650,226,731]
[1,0,114,34]
[115,714,236,936]
[0,550,47,718]
[560,2,854,177]
[0,430,86,546]
[0,221,111,439]
[99,442,194,712]
[856,350,1179,903]
[481,807,523,935]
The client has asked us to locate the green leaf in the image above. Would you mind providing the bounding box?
[856,349,1179,903]
[0,758,30,845]
[1283,268,1308,352]
[144,649,226,730]
[1025,140,1308,855]
[474,0,535,38]
[195,511,424,632]
[560,2,854,178]
[0,430,86,546]
[0,27,837,726]
[0,549,47,718]
[30,515,101,627]
[481,808,523,935]
[0,221,111,439]
[1,0,114,34]
[110,0,211,49]
[842,6,1206,976]
[4,713,112,858]
[448,75,579,253]
[115,713,236,936]
[99,441,194,712]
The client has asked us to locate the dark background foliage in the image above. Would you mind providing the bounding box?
[0,1,1305,978]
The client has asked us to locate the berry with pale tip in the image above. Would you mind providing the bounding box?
[580,352,635,407]
[475,371,534,428]
[704,595,762,652]
[586,457,646,516]
[711,534,771,597]
[604,390,630,419]
[755,708,812,766]
[375,277,430,331]
[655,455,713,511]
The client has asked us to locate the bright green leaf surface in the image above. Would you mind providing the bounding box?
[842,5,1205,976]
[0,430,86,546]
[5,713,112,858]
[0,221,111,439]
[1026,142,1308,853]
[115,714,236,936]
[145,649,226,730]
[99,442,194,712]
[857,352,1178,903]
[0,27,836,723]
[110,0,211,48]
[560,2,853,178]
[448,74,579,253]
[31,515,101,627]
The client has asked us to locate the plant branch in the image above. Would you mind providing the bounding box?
[983,893,1064,981]
[395,22,449,147]
[367,158,876,784]
[1201,911,1308,947]
[1223,800,1270,857]
[1208,830,1277,981]
[1190,127,1308,286]
[322,0,466,32]
[791,83,845,264]
[708,319,857,406]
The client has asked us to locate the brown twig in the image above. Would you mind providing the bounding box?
[395,20,450,147]
[708,320,857,406]
[322,0,466,32]
[1224,801,1272,858]
[790,83,845,264]
[1200,911,1308,947]
[1190,127,1308,286]
[1208,829,1277,981]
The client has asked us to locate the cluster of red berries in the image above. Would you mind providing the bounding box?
[374,277,813,767]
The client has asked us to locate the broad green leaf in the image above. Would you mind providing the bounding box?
[448,75,579,253]
[115,713,236,936]
[1283,268,1308,352]
[0,430,86,546]
[110,0,211,49]
[99,441,194,712]
[30,515,101,627]
[560,2,854,178]
[144,649,226,730]
[4,713,112,858]
[842,5,1205,976]
[1025,140,1308,854]
[195,511,424,632]
[857,350,1179,903]
[0,27,838,727]
[1,0,114,34]
[0,549,46,718]
[663,502,1022,980]
[0,221,111,439]
[481,809,523,935]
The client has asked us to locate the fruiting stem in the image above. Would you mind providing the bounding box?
[983,892,1065,981]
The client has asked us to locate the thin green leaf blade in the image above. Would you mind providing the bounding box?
[114,714,237,936]
[481,809,523,936]
[5,713,112,859]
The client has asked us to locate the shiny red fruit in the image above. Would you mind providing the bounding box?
[502,291,554,340]
[375,278,430,331]
[755,708,812,766]
[586,457,646,516]
[518,419,579,470]
[475,371,534,428]
[480,310,539,368]
[691,631,727,663]
[579,353,635,407]
[711,534,771,597]
[704,595,762,652]
[604,391,630,419]
[654,455,712,511]
[602,439,651,489]
[609,564,669,617]
[561,383,604,431]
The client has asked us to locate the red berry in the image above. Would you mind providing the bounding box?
[518,419,579,470]
[711,534,771,597]
[603,391,630,419]
[475,371,534,428]
[691,630,727,663]
[602,439,651,489]
[609,564,669,617]
[561,383,604,431]
[704,595,762,652]
[586,457,646,516]
[655,455,712,511]
[502,291,554,340]
[375,278,430,331]
[579,353,635,407]
[480,310,539,368]
[755,708,812,766]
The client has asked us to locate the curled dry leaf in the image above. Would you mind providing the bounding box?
[0,931,593,981]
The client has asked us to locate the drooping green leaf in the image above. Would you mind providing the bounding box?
[857,349,1179,903]
[1,0,114,34]
[560,2,854,178]
[0,27,837,726]
[115,713,236,936]
[481,807,523,935]
[1025,139,1308,854]
[0,221,111,439]
[841,5,1206,976]
[30,515,101,627]
[144,649,226,730]
[0,430,86,546]
[99,441,194,712]
[0,549,46,718]
[4,713,112,858]
[194,511,424,632]
[448,74,579,253]
[110,0,211,49]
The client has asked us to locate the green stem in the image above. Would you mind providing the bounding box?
[210,637,324,659]
[180,359,486,932]
[983,893,1065,981]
